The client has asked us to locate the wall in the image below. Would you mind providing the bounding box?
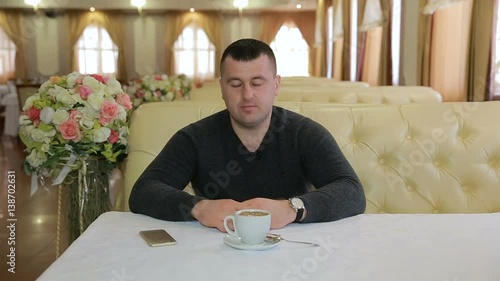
[14,9,415,84]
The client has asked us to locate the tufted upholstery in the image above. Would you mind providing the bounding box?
[123,101,500,213]
[190,86,442,104]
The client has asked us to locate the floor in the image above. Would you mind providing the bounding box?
[0,136,124,281]
[0,136,69,281]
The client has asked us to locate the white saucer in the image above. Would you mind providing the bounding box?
[223,235,282,251]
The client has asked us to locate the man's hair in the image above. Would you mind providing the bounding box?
[220,38,277,76]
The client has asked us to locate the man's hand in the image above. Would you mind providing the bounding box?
[241,198,296,229]
[191,199,244,232]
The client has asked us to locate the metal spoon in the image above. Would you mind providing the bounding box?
[266,233,320,247]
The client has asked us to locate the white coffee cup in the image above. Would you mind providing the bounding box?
[223,209,271,245]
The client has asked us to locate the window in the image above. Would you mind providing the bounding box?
[174,23,215,80]
[326,6,334,78]
[75,25,118,75]
[0,27,16,83]
[391,0,402,85]
[270,23,309,77]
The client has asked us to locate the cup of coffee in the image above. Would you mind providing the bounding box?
[223,209,271,245]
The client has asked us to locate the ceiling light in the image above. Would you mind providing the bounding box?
[189,8,195,12]
[296,4,302,9]
[89,7,95,12]
[233,0,248,9]
[131,0,145,13]
[25,0,40,10]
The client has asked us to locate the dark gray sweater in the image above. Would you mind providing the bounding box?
[129,106,366,222]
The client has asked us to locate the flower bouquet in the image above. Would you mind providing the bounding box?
[127,74,193,108]
[18,72,132,243]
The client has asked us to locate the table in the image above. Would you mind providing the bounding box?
[37,211,500,281]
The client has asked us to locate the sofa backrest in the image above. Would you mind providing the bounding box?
[124,101,500,213]
[190,86,442,104]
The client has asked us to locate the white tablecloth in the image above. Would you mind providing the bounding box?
[37,212,500,281]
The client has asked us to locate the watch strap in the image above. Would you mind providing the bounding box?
[294,208,304,223]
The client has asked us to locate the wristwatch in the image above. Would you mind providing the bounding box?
[289,197,305,222]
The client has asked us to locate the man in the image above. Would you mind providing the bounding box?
[129,38,365,232]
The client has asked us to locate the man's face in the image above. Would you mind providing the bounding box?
[219,55,280,129]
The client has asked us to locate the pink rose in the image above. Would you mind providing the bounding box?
[136,89,145,98]
[99,116,112,126]
[78,85,92,100]
[116,93,132,110]
[154,90,162,98]
[90,74,108,84]
[108,130,119,144]
[100,100,119,119]
[69,109,83,121]
[25,107,41,122]
[59,119,81,141]
[154,75,163,81]
[75,76,84,84]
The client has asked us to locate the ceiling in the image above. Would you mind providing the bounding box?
[0,0,317,12]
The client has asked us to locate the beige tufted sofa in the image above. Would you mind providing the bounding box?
[189,86,442,104]
[123,101,500,213]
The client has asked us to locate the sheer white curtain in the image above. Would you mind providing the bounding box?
[0,26,16,83]
[75,24,118,75]
[270,23,310,77]
[174,23,215,81]
[422,0,468,14]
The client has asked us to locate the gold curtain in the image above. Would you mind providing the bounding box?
[429,0,473,101]
[422,0,468,14]
[260,11,322,76]
[67,11,127,81]
[260,12,288,44]
[359,0,385,86]
[341,0,353,80]
[98,12,127,81]
[378,0,391,86]
[468,0,496,101]
[165,11,223,78]
[0,10,27,79]
[417,0,432,86]
[291,12,317,76]
[332,0,344,80]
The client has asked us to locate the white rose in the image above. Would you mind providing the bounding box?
[71,93,85,104]
[40,143,51,153]
[107,79,122,95]
[144,91,153,101]
[19,124,35,139]
[19,115,32,125]
[26,149,47,168]
[40,107,55,124]
[83,76,100,92]
[166,91,174,101]
[87,93,104,110]
[92,127,111,143]
[117,106,127,121]
[52,109,69,125]
[30,128,56,143]
[66,72,80,88]
[119,126,128,145]
[56,88,76,107]
[23,94,40,110]
[79,107,98,129]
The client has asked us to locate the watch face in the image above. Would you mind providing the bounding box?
[291,198,304,209]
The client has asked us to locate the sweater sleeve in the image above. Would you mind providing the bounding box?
[128,130,205,221]
[296,119,366,223]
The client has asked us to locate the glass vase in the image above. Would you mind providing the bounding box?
[67,157,111,244]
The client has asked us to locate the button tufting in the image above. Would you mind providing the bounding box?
[406,185,413,192]
[406,135,412,140]
[433,161,441,167]
[379,210,385,214]
[379,158,385,164]
[432,209,439,214]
